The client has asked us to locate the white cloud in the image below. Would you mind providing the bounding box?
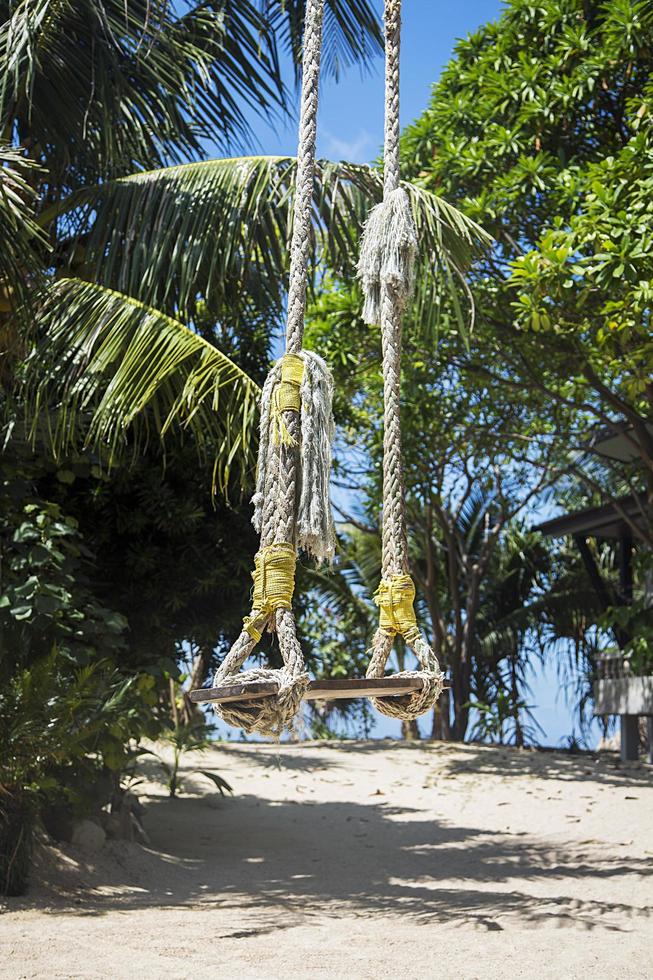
[320,128,375,163]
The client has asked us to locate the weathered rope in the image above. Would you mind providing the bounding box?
[360,0,444,721]
[296,350,336,562]
[252,349,336,564]
[358,187,417,326]
[212,0,328,737]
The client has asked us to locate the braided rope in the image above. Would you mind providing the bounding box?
[212,0,325,737]
[362,0,443,720]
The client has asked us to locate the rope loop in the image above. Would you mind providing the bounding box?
[374,574,421,645]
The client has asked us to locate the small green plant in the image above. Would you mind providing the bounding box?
[148,681,233,800]
[467,690,542,746]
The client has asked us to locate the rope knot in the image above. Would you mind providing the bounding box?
[272,353,305,445]
[243,543,297,641]
[373,574,421,645]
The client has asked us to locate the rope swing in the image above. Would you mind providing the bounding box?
[207,0,442,735]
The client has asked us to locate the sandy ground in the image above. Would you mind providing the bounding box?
[2,740,653,980]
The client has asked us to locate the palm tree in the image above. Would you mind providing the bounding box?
[1,0,488,491]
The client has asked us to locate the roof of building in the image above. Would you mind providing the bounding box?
[535,493,647,540]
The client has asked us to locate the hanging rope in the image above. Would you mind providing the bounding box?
[359,0,444,721]
[211,0,334,738]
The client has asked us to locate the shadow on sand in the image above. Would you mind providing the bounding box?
[212,739,653,787]
[16,756,653,936]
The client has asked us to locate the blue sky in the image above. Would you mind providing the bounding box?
[250,0,504,162]
[218,0,600,747]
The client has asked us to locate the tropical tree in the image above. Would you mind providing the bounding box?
[0,0,488,495]
[0,0,385,481]
[401,0,653,546]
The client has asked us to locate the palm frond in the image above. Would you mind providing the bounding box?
[0,143,46,311]
[0,0,285,189]
[264,0,383,82]
[54,156,490,326]
[28,278,259,492]
[0,0,384,193]
[304,563,373,634]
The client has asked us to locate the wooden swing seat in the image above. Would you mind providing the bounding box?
[190,676,423,705]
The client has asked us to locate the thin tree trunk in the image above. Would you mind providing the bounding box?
[431,687,452,740]
[401,719,421,740]
[510,646,524,747]
[182,647,212,725]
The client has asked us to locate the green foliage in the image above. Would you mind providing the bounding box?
[0,438,164,778]
[299,530,379,738]
[52,157,486,325]
[401,0,653,547]
[467,691,539,746]
[0,144,46,320]
[508,139,653,410]
[402,0,653,232]
[29,278,260,494]
[0,450,129,668]
[43,442,260,663]
[607,602,653,673]
[1,0,381,191]
[0,422,161,892]
[0,786,34,896]
[151,721,233,799]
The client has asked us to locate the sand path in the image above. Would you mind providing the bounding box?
[2,740,653,979]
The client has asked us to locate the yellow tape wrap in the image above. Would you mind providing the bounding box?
[272,353,305,445]
[374,574,421,645]
[243,543,297,642]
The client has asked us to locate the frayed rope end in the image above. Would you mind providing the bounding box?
[357,187,418,326]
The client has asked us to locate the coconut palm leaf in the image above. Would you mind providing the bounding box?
[0,1,383,195]
[0,0,283,190]
[55,156,490,323]
[0,143,45,310]
[31,158,488,488]
[305,564,373,635]
[29,278,259,491]
[304,524,382,636]
[264,0,382,82]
